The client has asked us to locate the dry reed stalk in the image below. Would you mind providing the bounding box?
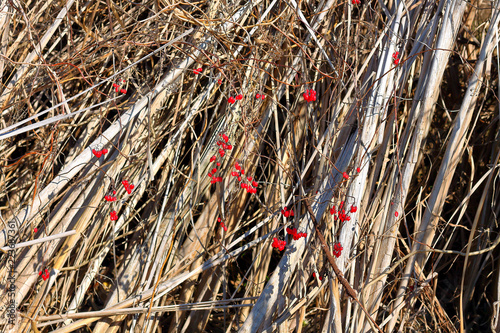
[0,0,498,332]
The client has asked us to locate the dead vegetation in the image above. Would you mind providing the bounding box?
[0,0,499,332]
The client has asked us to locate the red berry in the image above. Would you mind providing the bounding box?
[255,94,261,99]
[395,211,399,217]
[218,79,222,84]
[120,89,127,94]
[351,206,357,213]
[210,156,216,162]
[235,162,241,170]
[356,167,361,173]
[343,172,349,179]
[228,96,236,104]
[261,95,265,99]
[102,149,108,154]
[34,228,38,233]
[217,217,221,223]
[235,94,243,100]
[252,181,258,187]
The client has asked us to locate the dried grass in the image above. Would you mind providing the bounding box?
[0,0,499,332]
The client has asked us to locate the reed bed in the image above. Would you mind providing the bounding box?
[0,0,499,332]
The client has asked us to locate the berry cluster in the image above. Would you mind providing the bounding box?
[92,148,108,158]
[39,268,50,281]
[312,272,323,281]
[122,180,134,194]
[303,89,317,102]
[214,133,233,159]
[104,191,117,202]
[342,171,349,180]
[333,242,343,258]
[208,133,233,184]
[329,201,357,223]
[230,162,258,194]
[352,0,360,4]
[110,210,118,221]
[392,51,400,65]
[255,93,266,100]
[193,67,202,75]
[281,207,294,218]
[217,217,227,232]
[272,237,286,251]
[112,79,127,94]
[228,94,243,104]
[286,227,307,240]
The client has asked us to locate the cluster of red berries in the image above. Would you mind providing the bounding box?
[312,272,323,281]
[281,207,294,218]
[342,171,349,180]
[330,202,357,223]
[231,162,258,194]
[303,89,317,102]
[122,180,134,194]
[333,242,343,258]
[193,67,202,75]
[272,237,286,251]
[215,133,233,158]
[112,79,127,94]
[39,268,50,281]
[92,148,108,158]
[217,217,227,232]
[104,191,117,202]
[352,0,360,4]
[102,180,135,222]
[228,94,243,104]
[208,133,232,184]
[393,51,400,65]
[286,227,307,240]
[255,93,266,100]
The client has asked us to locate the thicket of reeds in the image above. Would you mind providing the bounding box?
[0,0,499,332]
